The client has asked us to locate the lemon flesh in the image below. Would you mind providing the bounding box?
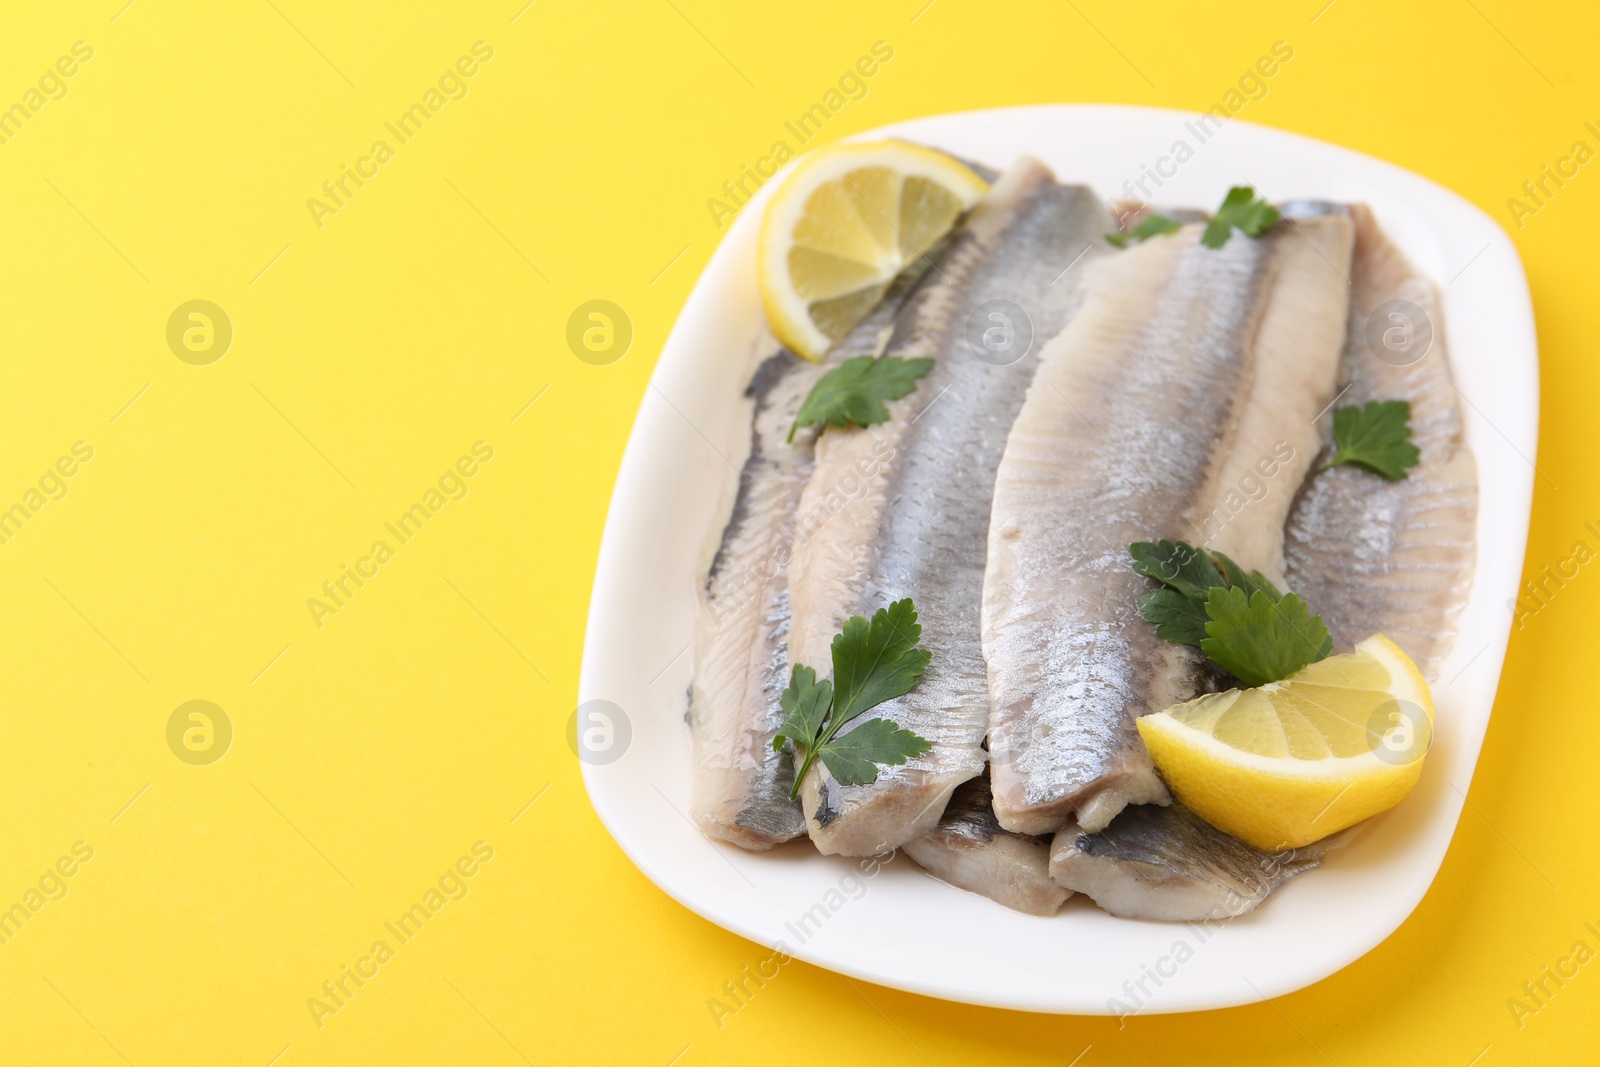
[758,141,988,360]
[1136,635,1435,851]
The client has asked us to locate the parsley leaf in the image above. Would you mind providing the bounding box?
[773,665,832,753]
[1130,539,1225,646]
[1200,186,1281,249]
[1320,399,1419,480]
[1107,213,1182,248]
[1136,587,1212,647]
[817,717,932,786]
[830,598,931,725]
[789,355,933,442]
[1131,539,1226,601]
[1129,540,1331,686]
[775,598,934,797]
[1200,587,1332,687]
[1209,550,1282,601]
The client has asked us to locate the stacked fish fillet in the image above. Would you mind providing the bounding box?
[690,155,1478,921]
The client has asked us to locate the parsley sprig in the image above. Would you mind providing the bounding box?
[1106,212,1181,248]
[1130,540,1332,687]
[1201,186,1281,249]
[1320,399,1419,480]
[1104,187,1281,250]
[774,598,933,796]
[789,355,933,442]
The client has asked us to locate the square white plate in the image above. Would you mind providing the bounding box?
[578,105,1537,1014]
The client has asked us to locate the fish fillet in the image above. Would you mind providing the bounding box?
[1051,206,1477,920]
[1285,203,1479,674]
[789,158,1114,856]
[690,293,925,849]
[1047,804,1348,921]
[984,213,1354,836]
[904,771,1068,916]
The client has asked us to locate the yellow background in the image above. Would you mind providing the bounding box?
[0,0,1592,1063]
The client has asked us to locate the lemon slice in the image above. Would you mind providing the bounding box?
[1136,635,1435,851]
[758,141,989,360]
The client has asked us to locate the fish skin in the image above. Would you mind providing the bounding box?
[689,296,917,850]
[1047,804,1348,921]
[688,335,819,850]
[789,158,1115,857]
[1284,203,1479,676]
[983,213,1354,836]
[904,770,1069,916]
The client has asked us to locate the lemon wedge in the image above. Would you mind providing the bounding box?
[757,141,988,361]
[1136,635,1435,851]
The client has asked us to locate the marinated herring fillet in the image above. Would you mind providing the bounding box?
[690,295,921,850]
[1050,206,1475,921]
[1285,203,1479,675]
[788,159,1114,857]
[904,771,1068,916]
[1047,804,1349,921]
[984,212,1354,836]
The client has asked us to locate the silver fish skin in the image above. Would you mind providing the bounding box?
[984,214,1354,836]
[1285,203,1479,675]
[1047,804,1349,921]
[904,771,1069,916]
[689,297,914,850]
[789,158,1115,857]
[688,334,820,850]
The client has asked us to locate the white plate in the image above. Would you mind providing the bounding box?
[578,105,1537,1014]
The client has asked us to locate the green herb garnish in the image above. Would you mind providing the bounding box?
[1107,212,1182,248]
[1319,399,1419,480]
[1199,584,1331,687]
[789,355,933,442]
[1200,186,1281,249]
[1129,539,1228,645]
[773,598,933,796]
[1131,540,1332,687]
